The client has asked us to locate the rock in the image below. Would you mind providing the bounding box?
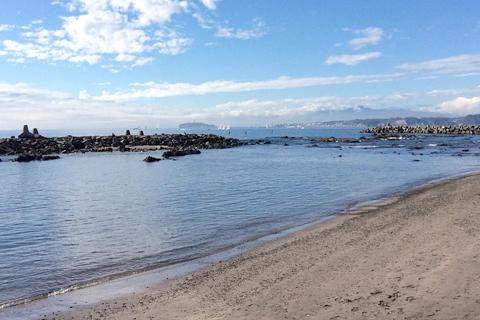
[139,130,144,136]
[18,125,34,139]
[319,137,337,143]
[1,133,242,159]
[163,148,201,158]
[143,156,162,162]
[364,125,480,136]
[15,154,39,162]
[125,130,131,136]
[41,155,60,161]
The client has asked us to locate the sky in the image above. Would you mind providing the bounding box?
[0,0,479,129]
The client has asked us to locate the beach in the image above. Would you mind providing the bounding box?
[39,173,480,320]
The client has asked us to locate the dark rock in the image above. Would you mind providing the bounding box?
[139,130,144,136]
[163,148,201,158]
[15,154,39,162]
[0,133,242,159]
[364,125,480,136]
[71,138,85,150]
[143,156,162,162]
[41,155,60,161]
[125,130,131,136]
[18,125,34,139]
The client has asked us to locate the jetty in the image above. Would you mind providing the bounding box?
[363,125,480,135]
[0,125,244,162]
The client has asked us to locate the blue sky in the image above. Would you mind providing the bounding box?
[0,0,479,129]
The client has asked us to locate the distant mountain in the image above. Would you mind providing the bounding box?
[179,122,217,129]
[274,114,480,128]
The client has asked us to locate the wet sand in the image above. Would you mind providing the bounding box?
[44,174,480,319]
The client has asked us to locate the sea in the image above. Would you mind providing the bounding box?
[1,127,479,317]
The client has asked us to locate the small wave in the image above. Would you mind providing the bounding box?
[47,285,79,297]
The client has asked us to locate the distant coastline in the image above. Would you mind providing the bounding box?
[274,113,480,129]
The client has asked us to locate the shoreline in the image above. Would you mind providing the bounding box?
[2,169,480,319]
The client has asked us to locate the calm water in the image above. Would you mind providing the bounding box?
[1,128,480,308]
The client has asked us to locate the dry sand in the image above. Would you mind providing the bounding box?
[48,174,480,320]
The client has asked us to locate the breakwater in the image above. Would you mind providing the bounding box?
[0,126,243,162]
[363,125,480,135]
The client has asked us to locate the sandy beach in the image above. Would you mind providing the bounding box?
[41,173,480,320]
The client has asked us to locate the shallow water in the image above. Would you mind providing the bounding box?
[0,128,479,308]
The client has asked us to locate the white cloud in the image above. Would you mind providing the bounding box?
[325,52,381,66]
[1,0,189,65]
[200,0,219,10]
[0,24,14,32]
[425,86,480,97]
[1,81,478,129]
[93,73,403,101]
[214,19,266,40]
[0,82,414,129]
[2,39,101,64]
[212,94,411,118]
[114,53,136,62]
[193,12,267,40]
[1,0,265,66]
[132,57,154,67]
[432,96,480,115]
[397,54,480,75]
[347,27,384,50]
[154,30,192,54]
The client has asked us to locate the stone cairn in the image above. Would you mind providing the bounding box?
[364,125,480,135]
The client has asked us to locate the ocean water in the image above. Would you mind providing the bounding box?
[0,128,480,309]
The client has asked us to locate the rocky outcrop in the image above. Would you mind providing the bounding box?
[162,148,201,158]
[319,137,361,143]
[364,125,480,135]
[41,155,60,161]
[1,128,243,161]
[14,154,60,162]
[143,156,162,162]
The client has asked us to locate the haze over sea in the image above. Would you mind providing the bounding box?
[1,127,480,308]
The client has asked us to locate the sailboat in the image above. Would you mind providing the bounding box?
[217,124,231,131]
